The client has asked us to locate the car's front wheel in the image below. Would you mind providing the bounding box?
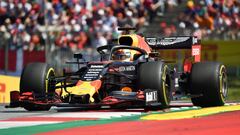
[139,61,171,109]
[20,63,55,111]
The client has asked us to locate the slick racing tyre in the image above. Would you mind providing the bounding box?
[139,61,171,109]
[190,62,228,107]
[20,63,55,111]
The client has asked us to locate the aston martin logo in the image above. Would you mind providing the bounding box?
[146,37,191,46]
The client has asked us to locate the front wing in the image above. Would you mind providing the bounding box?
[5,90,156,110]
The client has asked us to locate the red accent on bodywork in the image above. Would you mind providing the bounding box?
[17,91,62,104]
[137,91,145,99]
[76,80,83,86]
[102,96,120,103]
[22,92,33,96]
[101,90,145,104]
[192,45,201,62]
[136,35,152,53]
[183,59,192,73]
[90,80,102,91]
[19,92,34,100]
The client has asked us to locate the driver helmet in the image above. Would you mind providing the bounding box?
[112,49,131,61]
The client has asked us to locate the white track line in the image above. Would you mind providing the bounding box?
[35,112,142,119]
[0,121,61,129]
[0,112,142,129]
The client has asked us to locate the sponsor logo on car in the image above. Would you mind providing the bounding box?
[118,66,135,72]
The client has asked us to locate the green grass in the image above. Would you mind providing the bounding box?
[227,77,240,101]
[227,87,240,101]
[227,76,240,101]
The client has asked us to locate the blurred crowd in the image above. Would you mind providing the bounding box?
[0,0,180,52]
[0,0,238,53]
[177,0,240,39]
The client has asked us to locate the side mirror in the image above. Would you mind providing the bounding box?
[74,53,83,59]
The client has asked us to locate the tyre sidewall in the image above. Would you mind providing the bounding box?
[20,63,55,97]
[139,61,170,108]
[190,62,227,107]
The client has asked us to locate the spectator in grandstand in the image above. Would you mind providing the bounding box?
[4,0,232,55]
[143,0,160,23]
[178,0,239,39]
[3,1,122,51]
[92,32,107,48]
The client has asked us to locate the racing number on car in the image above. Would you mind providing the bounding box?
[146,91,158,102]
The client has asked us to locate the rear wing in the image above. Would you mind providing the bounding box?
[145,36,201,62]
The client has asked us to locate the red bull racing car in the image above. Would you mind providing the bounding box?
[7,28,228,111]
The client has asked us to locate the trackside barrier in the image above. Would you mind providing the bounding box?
[0,49,45,72]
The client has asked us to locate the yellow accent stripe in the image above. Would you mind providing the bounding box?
[219,65,225,101]
[45,68,55,93]
[162,65,168,105]
[141,105,240,120]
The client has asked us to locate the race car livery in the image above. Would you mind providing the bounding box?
[6,27,228,111]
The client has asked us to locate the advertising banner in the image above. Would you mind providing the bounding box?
[202,41,240,66]
[0,75,19,103]
[158,40,240,66]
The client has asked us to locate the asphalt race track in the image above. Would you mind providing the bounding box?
[38,111,240,135]
[0,102,240,135]
[0,101,193,122]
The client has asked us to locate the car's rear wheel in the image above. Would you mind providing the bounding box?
[190,62,228,107]
[139,61,171,109]
[20,63,55,111]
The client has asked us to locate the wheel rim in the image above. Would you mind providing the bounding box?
[220,66,228,101]
[45,68,55,93]
[165,76,170,102]
[162,65,170,105]
[221,71,228,98]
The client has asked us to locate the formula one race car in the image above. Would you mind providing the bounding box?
[6,28,228,111]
